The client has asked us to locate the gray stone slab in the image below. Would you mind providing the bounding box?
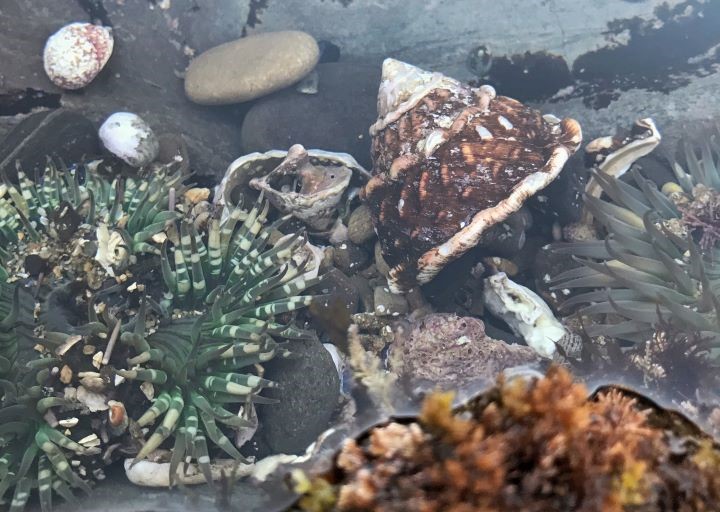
[0,0,246,179]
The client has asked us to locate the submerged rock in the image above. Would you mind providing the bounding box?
[332,241,369,275]
[317,40,341,63]
[0,109,99,177]
[240,62,382,169]
[185,31,320,105]
[312,268,360,316]
[390,313,539,392]
[347,204,375,245]
[257,337,340,455]
[373,286,409,317]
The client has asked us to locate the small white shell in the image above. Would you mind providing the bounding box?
[483,272,565,358]
[43,22,114,90]
[58,417,79,428]
[124,458,253,487]
[99,112,159,167]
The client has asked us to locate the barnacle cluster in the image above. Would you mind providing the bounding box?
[298,367,720,512]
[551,128,720,352]
[0,159,319,509]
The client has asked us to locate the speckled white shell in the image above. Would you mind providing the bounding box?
[99,112,159,167]
[43,22,114,90]
[483,272,566,358]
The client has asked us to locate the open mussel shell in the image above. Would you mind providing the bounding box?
[215,146,370,224]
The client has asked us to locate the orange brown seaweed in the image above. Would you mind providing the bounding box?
[302,367,720,512]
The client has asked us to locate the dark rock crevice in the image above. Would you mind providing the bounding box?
[75,0,113,26]
[469,0,720,109]
[0,88,62,117]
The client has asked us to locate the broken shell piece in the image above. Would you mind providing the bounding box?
[92,351,104,369]
[216,144,370,230]
[363,59,582,293]
[79,374,106,392]
[580,118,661,225]
[124,458,253,487]
[184,187,210,204]
[60,365,72,384]
[250,144,352,230]
[95,224,130,276]
[108,400,128,434]
[483,272,566,358]
[78,433,101,448]
[140,381,154,400]
[55,334,83,356]
[75,385,109,412]
[58,417,79,428]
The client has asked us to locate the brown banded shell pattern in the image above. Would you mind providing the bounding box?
[363,59,581,292]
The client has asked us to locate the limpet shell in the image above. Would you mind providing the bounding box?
[98,113,160,168]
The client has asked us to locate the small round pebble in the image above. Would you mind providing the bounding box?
[374,241,391,278]
[99,112,159,167]
[373,286,409,317]
[333,241,369,275]
[43,22,114,90]
[185,31,320,105]
[348,204,375,245]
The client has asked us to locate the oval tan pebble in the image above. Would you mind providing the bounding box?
[184,31,320,105]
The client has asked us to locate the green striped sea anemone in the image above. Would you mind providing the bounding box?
[0,155,321,509]
[0,160,190,510]
[0,264,98,511]
[0,160,183,283]
[119,194,321,484]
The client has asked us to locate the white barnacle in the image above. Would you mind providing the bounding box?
[498,115,514,130]
[423,129,447,157]
[475,125,493,140]
[435,115,454,128]
[438,243,452,257]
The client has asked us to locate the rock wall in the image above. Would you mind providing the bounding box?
[245,0,720,143]
[1,0,718,176]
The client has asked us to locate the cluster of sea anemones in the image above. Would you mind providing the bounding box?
[550,126,720,391]
[0,159,319,510]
